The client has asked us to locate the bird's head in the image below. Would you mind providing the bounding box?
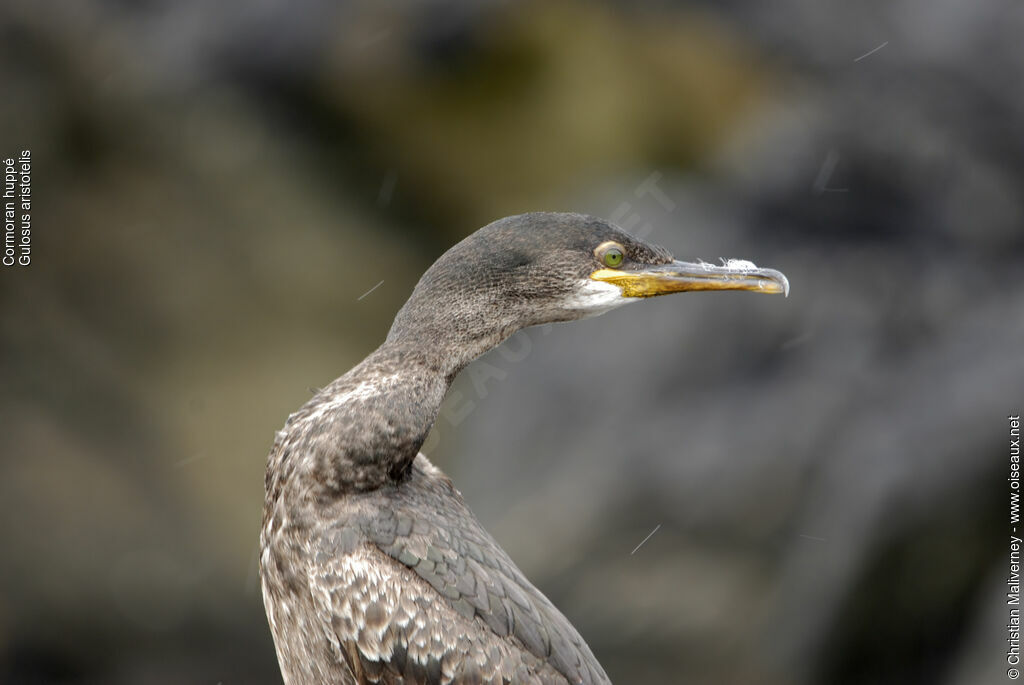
[387,212,788,367]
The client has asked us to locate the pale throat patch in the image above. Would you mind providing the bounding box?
[566,278,632,318]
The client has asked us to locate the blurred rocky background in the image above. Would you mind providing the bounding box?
[1,0,1020,683]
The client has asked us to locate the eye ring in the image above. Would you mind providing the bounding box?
[596,242,625,268]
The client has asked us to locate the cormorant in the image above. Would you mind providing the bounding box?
[260,212,788,684]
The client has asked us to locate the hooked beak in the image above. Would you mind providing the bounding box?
[591,259,790,298]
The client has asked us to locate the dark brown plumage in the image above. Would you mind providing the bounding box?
[260,213,788,684]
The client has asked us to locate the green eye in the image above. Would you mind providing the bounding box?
[602,247,624,268]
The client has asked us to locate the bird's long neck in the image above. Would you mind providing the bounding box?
[275,288,522,500]
[386,278,526,379]
[292,342,448,493]
[287,321,513,498]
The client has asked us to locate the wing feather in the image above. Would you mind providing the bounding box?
[307,455,609,684]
